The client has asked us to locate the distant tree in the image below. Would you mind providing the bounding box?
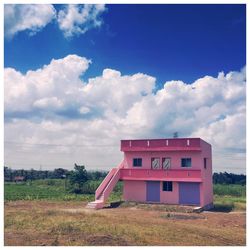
[87,170,108,180]
[44,170,49,179]
[29,168,35,183]
[4,166,13,181]
[68,164,88,193]
[53,168,68,179]
[24,170,29,180]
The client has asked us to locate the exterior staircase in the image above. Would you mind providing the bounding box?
[86,160,124,209]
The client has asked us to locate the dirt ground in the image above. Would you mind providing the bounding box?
[4,201,246,246]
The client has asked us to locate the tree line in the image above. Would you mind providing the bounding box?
[4,165,108,182]
[4,166,246,185]
[213,172,246,185]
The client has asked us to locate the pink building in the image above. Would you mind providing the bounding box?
[87,138,213,210]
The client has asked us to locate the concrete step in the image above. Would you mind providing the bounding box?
[86,202,97,206]
[86,204,98,209]
[86,200,105,209]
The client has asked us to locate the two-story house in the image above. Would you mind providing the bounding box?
[87,138,213,210]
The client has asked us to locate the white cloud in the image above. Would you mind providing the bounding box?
[4,4,56,38]
[4,54,90,113]
[4,56,246,173]
[79,106,90,114]
[33,97,63,109]
[57,4,106,38]
[192,112,246,150]
[4,4,107,39]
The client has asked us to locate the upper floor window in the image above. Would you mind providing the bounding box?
[151,158,160,169]
[162,158,171,169]
[133,158,142,167]
[181,158,192,167]
[204,158,207,169]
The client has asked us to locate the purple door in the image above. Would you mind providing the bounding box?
[146,181,160,202]
[179,182,200,205]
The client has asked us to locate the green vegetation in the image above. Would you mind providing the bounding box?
[213,195,246,212]
[4,179,123,202]
[67,164,89,194]
[212,184,246,212]
[213,184,246,197]
[213,172,246,185]
[5,179,86,201]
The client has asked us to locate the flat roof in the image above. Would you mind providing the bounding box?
[120,138,208,152]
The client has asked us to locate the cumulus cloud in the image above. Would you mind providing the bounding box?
[33,97,64,109]
[57,4,106,38]
[4,4,106,39]
[5,55,90,113]
[4,55,246,173]
[4,4,56,38]
[122,67,246,142]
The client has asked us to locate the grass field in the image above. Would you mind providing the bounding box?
[212,184,246,212]
[4,179,122,203]
[4,180,246,246]
[4,200,246,246]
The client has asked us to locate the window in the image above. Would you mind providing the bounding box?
[163,181,173,191]
[151,158,160,169]
[162,158,171,169]
[181,158,192,167]
[133,158,142,167]
[204,158,207,169]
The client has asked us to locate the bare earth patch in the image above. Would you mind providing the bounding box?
[4,200,246,246]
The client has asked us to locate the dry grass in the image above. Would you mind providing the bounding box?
[4,200,246,246]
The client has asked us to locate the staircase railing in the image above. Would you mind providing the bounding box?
[94,160,124,201]
[95,168,116,200]
[102,167,121,202]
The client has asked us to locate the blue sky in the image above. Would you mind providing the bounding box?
[5,4,246,86]
[4,4,246,173]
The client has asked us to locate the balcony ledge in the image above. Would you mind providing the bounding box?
[119,168,202,182]
[120,176,202,182]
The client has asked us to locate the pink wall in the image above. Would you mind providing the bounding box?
[123,180,146,202]
[160,181,179,204]
[200,139,213,206]
[123,150,202,170]
[123,180,179,204]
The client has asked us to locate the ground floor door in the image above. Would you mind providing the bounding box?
[179,182,200,205]
[146,181,160,202]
